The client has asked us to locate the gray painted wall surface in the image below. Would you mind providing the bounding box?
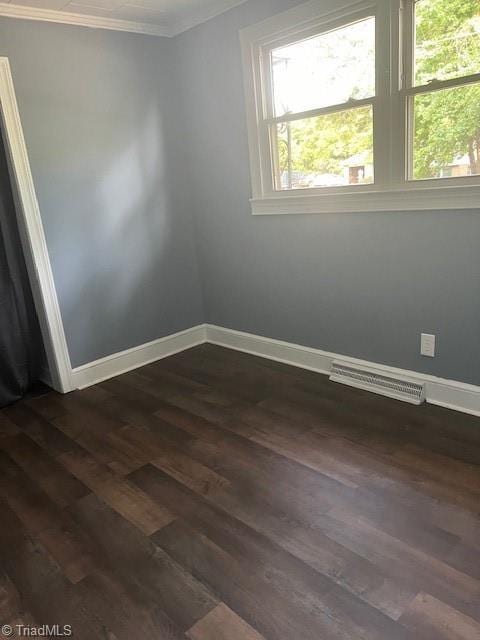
[1,4,479,385]
[0,17,204,368]
[173,0,480,386]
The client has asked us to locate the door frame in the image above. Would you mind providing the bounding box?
[0,57,74,393]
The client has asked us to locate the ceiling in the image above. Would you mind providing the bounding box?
[0,0,248,36]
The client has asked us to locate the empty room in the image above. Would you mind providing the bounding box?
[0,0,479,638]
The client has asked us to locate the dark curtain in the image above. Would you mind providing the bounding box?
[0,125,45,407]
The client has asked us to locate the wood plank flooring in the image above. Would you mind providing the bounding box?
[1,343,480,639]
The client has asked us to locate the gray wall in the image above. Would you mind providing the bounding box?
[173,0,480,386]
[2,5,478,385]
[0,17,204,368]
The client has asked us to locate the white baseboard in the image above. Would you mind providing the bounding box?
[71,325,207,390]
[206,324,480,418]
[69,322,480,418]
[206,324,332,376]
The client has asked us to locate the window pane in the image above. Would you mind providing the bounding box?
[274,106,373,190]
[415,0,480,86]
[271,17,375,117]
[412,83,480,180]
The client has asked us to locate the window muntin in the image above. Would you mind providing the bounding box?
[408,0,480,182]
[271,18,376,117]
[241,0,480,214]
[267,15,376,191]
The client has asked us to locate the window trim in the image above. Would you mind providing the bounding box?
[240,0,480,214]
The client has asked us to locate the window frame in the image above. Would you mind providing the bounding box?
[240,0,480,214]
[404,0,480,182]
[265,11,377,192]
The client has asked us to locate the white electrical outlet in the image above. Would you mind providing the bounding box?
[421,333,436,358]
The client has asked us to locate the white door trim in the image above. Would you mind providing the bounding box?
[0,57,74,393]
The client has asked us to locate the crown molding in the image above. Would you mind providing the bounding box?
[0,2,172,37]
[0,0,248,37]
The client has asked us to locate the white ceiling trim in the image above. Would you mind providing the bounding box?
[0,3,171,35]
[0,0,248,36]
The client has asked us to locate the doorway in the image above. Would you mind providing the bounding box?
[0,57,73,394]
[0,124,46,406]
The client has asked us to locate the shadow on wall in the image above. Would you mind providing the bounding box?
[0,21,203,370]
[54,100,196,367]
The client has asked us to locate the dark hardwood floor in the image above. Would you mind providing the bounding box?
[1,343,480,639]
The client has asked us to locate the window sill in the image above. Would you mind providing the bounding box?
[251,183,480,215]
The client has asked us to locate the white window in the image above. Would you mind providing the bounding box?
[240,0,480,214]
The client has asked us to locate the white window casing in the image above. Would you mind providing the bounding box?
[240,0,480,214]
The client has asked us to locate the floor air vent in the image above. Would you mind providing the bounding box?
[330,360,426,405]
